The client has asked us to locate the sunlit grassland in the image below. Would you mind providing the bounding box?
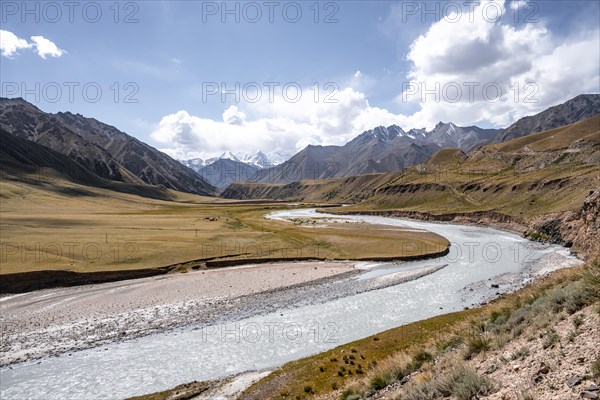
[0,175,447,274]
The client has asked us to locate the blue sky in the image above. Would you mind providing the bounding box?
[1,0,599,160]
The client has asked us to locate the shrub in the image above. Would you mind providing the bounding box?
[368,375,388,391]
[402,364,496,400]
[452,371,495,400]
[340,389,362,400]
[303,385,314,394]
[410,350,434,370]
[437,335,463,352]
[563,282,593,314]
[511,347,530,361]
[583,260,600,301]
[368,363,408,393]
[573,314,584,329]
[518,391,535,400]
[542,328,559,349]
[402,381,438,400]
[592,354,600,379]
[464,334,491,359]
[413,350,433,365]
[494,332,511,349]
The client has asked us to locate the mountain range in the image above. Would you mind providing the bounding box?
[250,123,501,184]
[182,150,287,170]
[491,94,600,143]
[1,94,598,195]
[181,151,292,188]
[200,94,600,186]
[0,98,216,196]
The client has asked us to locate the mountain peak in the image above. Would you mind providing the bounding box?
[219,151,239,161]
[366,125,403,142]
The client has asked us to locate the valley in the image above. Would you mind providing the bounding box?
[0,174,447,290]
[0,208,582,399]
[1,79,599,400]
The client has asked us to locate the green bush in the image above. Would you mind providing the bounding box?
[437,335,463,352]
[368,375,388,391]
[402,365,495,400]
[510,347,530,361]
[340,389,362,400]
[411,350,434,369]
[573,314,584,329]
[542,328,559,349]
[592,354,600,379]
[452,371,495,400]
[402,381,438,400]
[583,260,600,300]
[464,334,491,359]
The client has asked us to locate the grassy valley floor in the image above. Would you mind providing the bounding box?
[0,173,447,293]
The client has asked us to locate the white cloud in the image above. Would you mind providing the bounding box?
[153,0,600,160]
[222,105,246,125]
[510,0,528,10]
[0,30,65,59]
[0,30,31,58]
[152,85,411,160]
[30,35,65,59]
[400,0,600,127]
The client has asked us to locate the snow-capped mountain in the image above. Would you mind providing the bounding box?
[265,150,295,166]
[238,151,272,169]
[424,122,501,151]
[181,122,501,186]
[181,150,291,172]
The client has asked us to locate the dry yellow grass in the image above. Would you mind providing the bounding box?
[0,174,447,275]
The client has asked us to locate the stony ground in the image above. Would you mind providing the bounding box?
[0,261,446,367]
[473,305,599,400]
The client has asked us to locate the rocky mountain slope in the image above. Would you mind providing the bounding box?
[252,123,501,184]
[492,94,600,143]
[0,130,174,200]
[185,123,497,187]
[253,127,442,184]
[0,98,216,196]
[424,122,500,151]
[196,158,259,189]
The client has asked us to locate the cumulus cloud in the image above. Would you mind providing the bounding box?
[222,106,246,125]
[30,35,65,59]
[401,0,599,127]
[0,30,65,59]
[152,86,413,160]
[154,0,599,159]
[510,0,528,10]
[0,30,31,58]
